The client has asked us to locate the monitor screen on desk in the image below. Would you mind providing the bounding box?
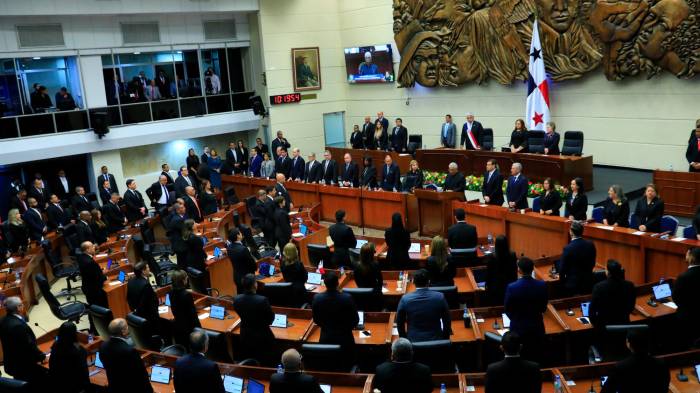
[210,305,225,320]
[150,365,171,384]
[307,272,322,285]
[653,283,672,300]
[247,378,265,393]
[118,271,126,283]
[501,313,511,328]
[223,375,244,393]
[320,384,332,393]
[94,351,104,368]
[271,314,287,328]
[581,302,590,318]
[355,239,368,249]
[299,224,308,235]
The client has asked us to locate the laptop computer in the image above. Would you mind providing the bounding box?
[210,305,226,320]
[307,272,322,285]
[118,271,126,283]
[355,239,368,249]
[223,375,244,393]
[299,224,308,235]
[652,283,672,301]
[165,294,171,307]
[93,352,104,368]
[271,314,287,328]
[150,365,171,384]
[247,378,265,393]
[581,302,590,318]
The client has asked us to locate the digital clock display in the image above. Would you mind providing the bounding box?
[270,93,302,105]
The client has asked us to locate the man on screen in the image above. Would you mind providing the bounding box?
[358,51,379,76]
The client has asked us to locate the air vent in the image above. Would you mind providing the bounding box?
[203,20,237,40]
[16,24,65,48]
[121,22,161,44]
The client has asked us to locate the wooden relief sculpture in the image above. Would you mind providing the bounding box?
[393,0,699,85]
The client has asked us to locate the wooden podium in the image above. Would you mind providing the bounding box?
[415,189,465,237]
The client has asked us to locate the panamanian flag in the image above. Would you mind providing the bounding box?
[525,20,551,131]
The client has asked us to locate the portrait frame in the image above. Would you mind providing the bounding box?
[291,47,322,92]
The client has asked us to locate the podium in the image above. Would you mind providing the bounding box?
[414,189,465,237]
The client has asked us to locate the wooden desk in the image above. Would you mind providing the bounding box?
[306,311,394,346]
[265,307,314,342]
[415,148,594,191]
[415,189,465,237]
[360,189,418,232]
[653,170,700,217]
[319,186,363,226]
[327,146,413,174]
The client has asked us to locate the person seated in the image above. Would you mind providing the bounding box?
[281,243,308,308]
[600,329,670,393]
[634,183,664,233]
[55,87,77,111]
[425,236,456,286]
[352,242,383,294]
[269,349,324,393]
[603,185,630,227]
[402,160,424,192]
[329,209,356,268]
[565,177,588,221]
[538,178,562,216]
[396,269,451,342]
[443,162,465,192]
[311,272,359,354]
[174,331,225,393]
[485,331,541,393]
[543,121,560,155]
[373,338,432,393]
[447,208,477,249]
[509,119,528,153]
[168,270,201,348]
[233,274,276,366]
[384,212,411,269]
[559,221,597,296]
[360,157,378,189]
[49,322,90,393]
[99,318,153,392]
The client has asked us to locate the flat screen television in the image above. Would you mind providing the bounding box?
[344,45,395,84]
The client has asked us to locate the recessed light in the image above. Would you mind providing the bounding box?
[32,57,41,60]
[133,51,141,55]
[176,51,182,54]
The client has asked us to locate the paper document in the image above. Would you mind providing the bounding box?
[497,328,510,336]
[662,301,678,309]
[198,313,209,320]
[672,237,687,242]
[598,226,614,231]
[158,306,169,314]
[633,231,645,235]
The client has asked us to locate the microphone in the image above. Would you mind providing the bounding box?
[34,322,49,335]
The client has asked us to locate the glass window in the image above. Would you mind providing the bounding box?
[0,59,22,116]
[200,48,229,95]
[226,48,246,93]
[17,56,83,113]
[175,50,201,98]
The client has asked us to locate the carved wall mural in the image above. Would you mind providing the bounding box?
[392,0,700,85]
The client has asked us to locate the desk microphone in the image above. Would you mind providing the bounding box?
[34,322,49,335]
[647,295,658,307]
[677,368,689,382]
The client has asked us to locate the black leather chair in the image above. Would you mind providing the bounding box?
[142,246,176,287]
[245,196,262,230]
[481,128,494,151]
[41,240,80,299]
[61,223,80,256]
[428,285,459,309]
[126,313,186,356]
[562,131,584,156]
[194,328,233,363]
[349,248,361,265]
[224,187,239,205]
[0,377,29,392]
[88,304,113,339]
[407,134,423,155]
[301,343,354,372]
[412,339,456,373]
[343,287,380,311]
[35,274,86,323]
[140,225,171,258]
[449,248,478,268]
[261,282,296,307]
[527,131,546,153]
[186,267,209,294]
[307,244,333,268]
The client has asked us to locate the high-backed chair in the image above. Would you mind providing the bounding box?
[532,197,541,213]
[41,240,80,299]
[349,248,361,265]
[301,343,353,372]
[527,131,545,153]
[261,282,296,307]
[194,328,233,363]
[307,244,333,268]
[343,287,380,311]
[224,187,239,205]
[428,286,459,309]
[35,274,86,323]
[481,128,494,151]
[449,249,478,268]
[411,340,456,373]
[126,313,186,356]
[88,304,113,339]
[660,215,679,235]
[561,131,584,156]
[629,213,640,229]
[592,207,604,223]
[683,226,696,239]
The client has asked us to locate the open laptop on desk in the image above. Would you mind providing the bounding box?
[150,365,171,384]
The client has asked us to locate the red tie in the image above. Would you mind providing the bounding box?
[696,139,699,152]
[191,197,201,218]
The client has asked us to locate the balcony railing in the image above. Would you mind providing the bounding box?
[0,91,255,140]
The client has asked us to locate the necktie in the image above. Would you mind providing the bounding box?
[487,171,492,183]
[443,124,447,138]
[82,196,87,203]
[192,197,201,217]
[697,138,699,152]
[185,177,191,186]
[163,185,169,203]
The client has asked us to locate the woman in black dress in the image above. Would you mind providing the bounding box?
[565,177,588,221]
[90,209,109,245]
[603,184,630,227]
[186,148,201,189]
[373,120,388,150]
[5,208,28,253]
[49,321,91,393]
[360,157,377,189]
[236,140,249,174]
[426,236,456,286]
[352,242,383,292]
[182,219,207,272]
[538,177,562,216]
[168,270,201,347]
[281,243,308,307]
[403,160,424,192]
[199,179,218,216]
[486,235,518,305]
[635,183,665,233]
[509,118,528,153]
[384,212,411,269]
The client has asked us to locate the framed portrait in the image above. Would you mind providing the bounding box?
[292,47,322,91]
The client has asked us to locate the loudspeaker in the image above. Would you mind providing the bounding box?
[91,112,109,138]
[249,95,266,117]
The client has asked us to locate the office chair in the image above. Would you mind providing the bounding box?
[683,226,696,239]
[126,313,186,356]
[261,282,297,307]
[449,249,478,268]
[343,287,381,311]
[532,197,541,213]
[561,131,584,156]
[194,328,233,363]
[349,248,361,265]
[527,131,546,154]
[0,377,29,392]
[41,240,80,299]
[140,225,171,258]
[428,285,459,309]
[245,196,262,230]
[592,207,604,224]
[481,128,494,151]
[412,339,456,373]
[660,215,679,235]
[142,246,177,287]
[629,213,640,229]
[88,304,113,339]
[35,274,86,323]
[301,343,355,372]
[307,244,333,268]
[186,267,209,295]
[224,187,239,205]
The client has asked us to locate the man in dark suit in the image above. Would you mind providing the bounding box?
[381,154,401,191]
[155,70,170,98]
[270,349,324,393]
[289,148,306,181]
[482,159,504,206]
[175,166,195,198]
[389,118,408,152]
[200,147,211,165]
[273,196,292,250]
[274,147,292,179]
[350,125,364,149]
[440,114,457,148]
[184,186,202,223]
[28,178,50,211]
[77,241,108,308]
[396,269,451,341]
[0,296,48,389]
[338,153,360,187]
[251,190,268,231]
[97,166,119,195]
[329,210,357,268]
[99,318,153,393]
[10,189,29,214]
[23,197,47,241]
[312,272,359,356]
[124,179,147,222]
[174,331,225,393]
[271,130,291,159]
[227,228,258,290]
[600,329,670,393]
[102,193,127,233]
[147,175,174,210]
[254,138,269,156]
[46,194,70,230]
[374,338,432,393]
[226,141,242,174]
[126,262,160,337]
[361,116,375,147]
[442,162,466,192]
[485,331,541,393]
[504,257,548,362]
[460,113,484,150]
[261,187,277,245]
[447,208,478,249]
[320,150,337,185]
[233,274,276,366]
[304,152,323,183]
[275,173,293,212]
[167,203,187,254]
[99,179,113,206]
[160,163,175,184]
[672,247,700,347]
[506,162,528,209]
[590,259,636,357]
[106,75,125,106]
[559,221,597,296]
[71,186,92,216]
[376,111,390,134]
[686,123,700,172]
[53,169,72,201]
[76,211,96,244]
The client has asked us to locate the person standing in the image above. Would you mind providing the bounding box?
[208,149,223,189]
[443,162,466,193]
[281,243,309,308]
[672,247,700,348]
[126,262,162,340]
[174,331,225,393]
[99,318,153,393]
[538,178,562,216]
[97,166,119,195]
[603,184,630,227]
[304,152,322,183]
[686,121,700,172]
[168,270,201,347]
[0,297,48,389]
[338,153,359,187]
[384,212,411,270]
[350,124,364,149]
[482,159,504,206]
[49,321,90,393]
[233,274,276,366]
[270,349,324,393]
[227,228,257,290]
[275,148,293,180]
[289,148,306,181]
[271,131,291,159]
[123,179,147,222]
[559,221,597,296]
[565,177,588,220]
[402,160,424,192]
[396,269,451,342]
[447,208,477,249]
[381,155,401,191]
[273,196,292,250]
[600,329,670,393]
[312,272,359,363]
[461,113,483,150]
[509,119,529,153]
[373,338,432,393]
[486,235,518,305]
[440,114,457,148]
[485,331,541,393]
[321,150,338,185]
[506,163,528,209]
[329,210,356,268]
[543,122,560,155]
[361,116,375,149]
[389,118,408,152]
